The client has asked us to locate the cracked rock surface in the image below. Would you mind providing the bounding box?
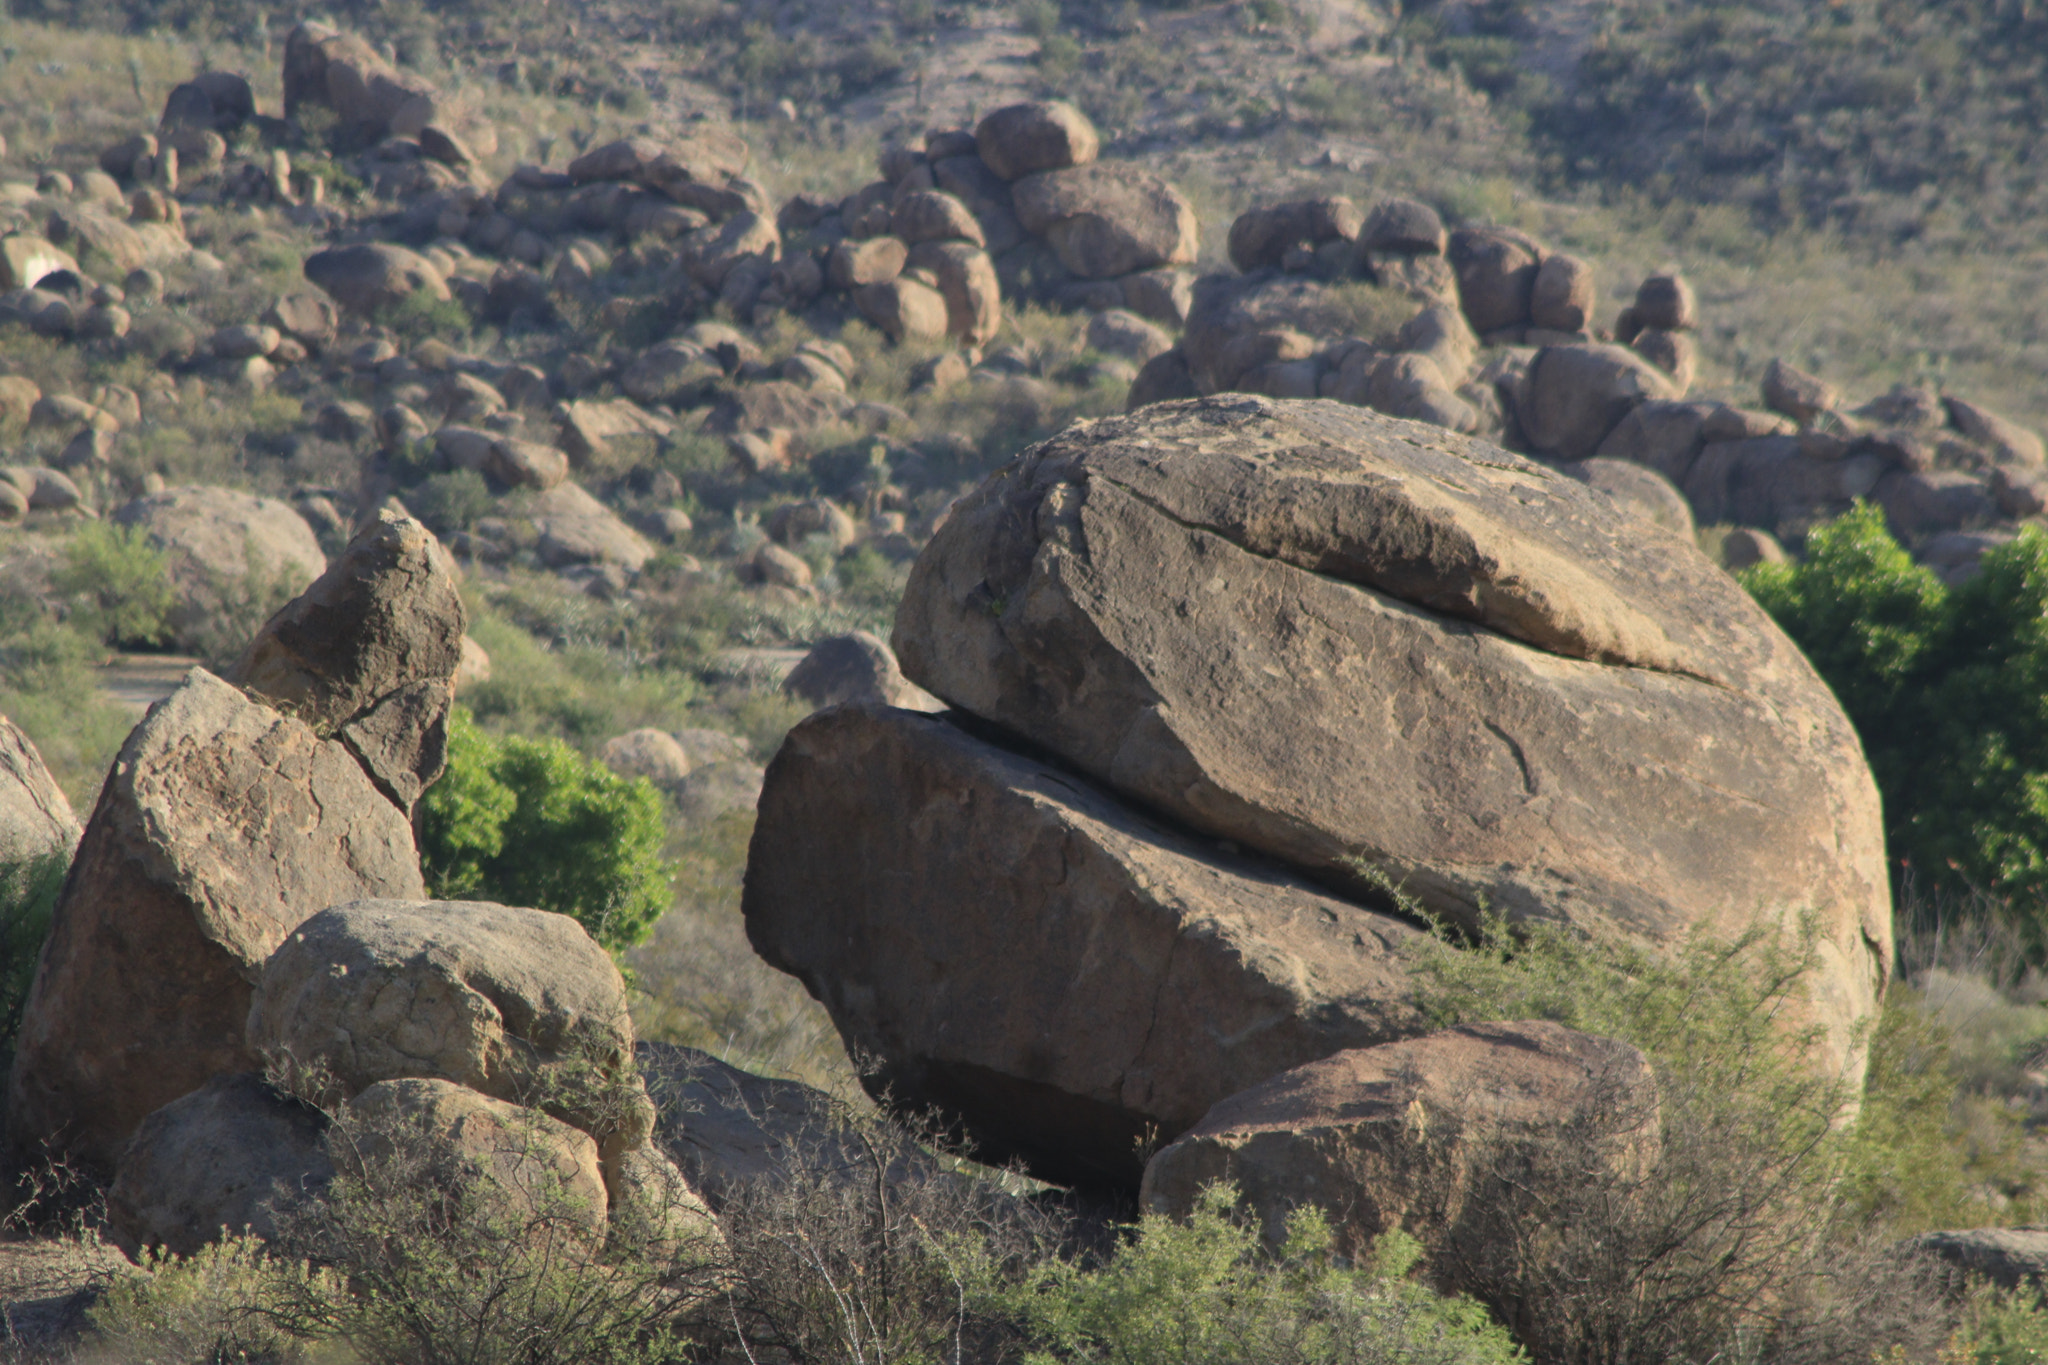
[744,704,1426,1186]
[752,396,1889,1185]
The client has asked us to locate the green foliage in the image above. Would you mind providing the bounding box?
[378,285,473,343]
[1957,1280,2048,1365]
[88,1234,330,1364]
[407,468,494,535]
[49,521,174,648]
[0,851,65,1055]
[0,610,132,809]
[996,1184,1526,1365]
[1401,899,1970,1361]
[1744,506,2048,912]
[1016,0,1061,39]
[417,708,673,952]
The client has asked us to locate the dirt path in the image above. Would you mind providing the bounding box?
[95,654,201,719]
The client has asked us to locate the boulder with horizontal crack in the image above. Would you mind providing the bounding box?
[744,703,1432,1186]
[889,397,1890,1089]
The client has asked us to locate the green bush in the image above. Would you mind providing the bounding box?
[996,1185,1527,1365]
[417,707,674,952]
[49,521,174,648]
[1742,505,2048,915]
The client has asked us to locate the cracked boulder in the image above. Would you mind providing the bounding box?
[6,671,424,1176]
[248,899,654,1171]
[229,509,465,812]
[743,703,1430,1187]
[892,396,1890,1084]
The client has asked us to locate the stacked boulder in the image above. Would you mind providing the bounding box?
[108,898,711,1258]
[743,396,1893,1200]
[0,508,711,1256]
[0,717,78,867]
[790,101,1194,335]
[283,22,496,158]
[5,510,456,1178]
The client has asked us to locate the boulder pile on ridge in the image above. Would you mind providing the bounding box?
[744,395,1893,1188]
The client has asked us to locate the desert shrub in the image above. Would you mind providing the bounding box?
[997,1185,1527,1365]
[407,469,495,535]
[417,707,673,951]
[1743,506,2048,917]
[49,522,175,649]
[1398,900,1979,1364]
[712,1098,1061,1365]
[87,1234,327,1365]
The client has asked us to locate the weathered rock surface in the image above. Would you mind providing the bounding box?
[7,671,424,1175]
[337,1077,608,1232]
[304,243,450,314]
[0,717,78,867]
[1010,165,1198,279]
[230,510,465,812]
[781,632,943,713]
[528,481,655,572]
[112,486,326,656]
[892,397,1890,1080]
[1560,458,1695,538]
[107,1073,333,1258]
[1517,344,1679,461]
[248,899,653,1162]
[744,703,1432,1185]
[974,101,1099,182]
[1140,1022,1658,1265]
[639,1041,946,1208]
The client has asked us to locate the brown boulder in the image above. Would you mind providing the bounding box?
[1560,458,1695,538]
[828,236,908,290]
[1010,165,1198,280]
[1761,358,1838,425]
[0,717,77,867]
[1516,343,1679,460]
[527,482,655,572]
[282,22,441,143]
[1948,397,2046,467]
[230,510,465,812]
[891,190,985,247]
[1448,227,1543,333]
[1594,400,1715,486]
[855,276,950,342]
[1530,253,1596,333]
[249,899,653,1164]
[1140,1022,1658,1262]
[743,704,1430,1185]
[781,633,942,713]
[892,398,1890,1081]
[337,1078,608,1233]
[111,486,326,658]
[973,101,1100,182]
[907,241,1001,347]
[1634,274,1697,331]
[1227,198,1361,273]
[304,243,450,315]
[6,671,424,1176]
[107,1073,333,1258]
[1361,198,1447,255]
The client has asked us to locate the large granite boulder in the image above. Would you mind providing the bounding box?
[0,717,78,867]
[1010,165,1198,280]
[112,486,327,657]
[229,510,465,811]
[973,101,1099,182]
[106,1073,333,1258]
[1141,1022,1658,1269]
[744,704,1430,1185]
[891,397,1890,1082]
[283,22,443,144]
[247,899,653,1166]
[781,632,943,713]
[6,671,425,1176]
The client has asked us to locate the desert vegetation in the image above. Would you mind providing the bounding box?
[3,0,2048,1361]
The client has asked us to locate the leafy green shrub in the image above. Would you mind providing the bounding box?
[407,468,494,535]
[997,1185,1526,1365]
[88,1234,327,1364]
[0,612,132,808]
[417,707,674,951]
[1743,506,2048,914]
[49,521,174,648]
